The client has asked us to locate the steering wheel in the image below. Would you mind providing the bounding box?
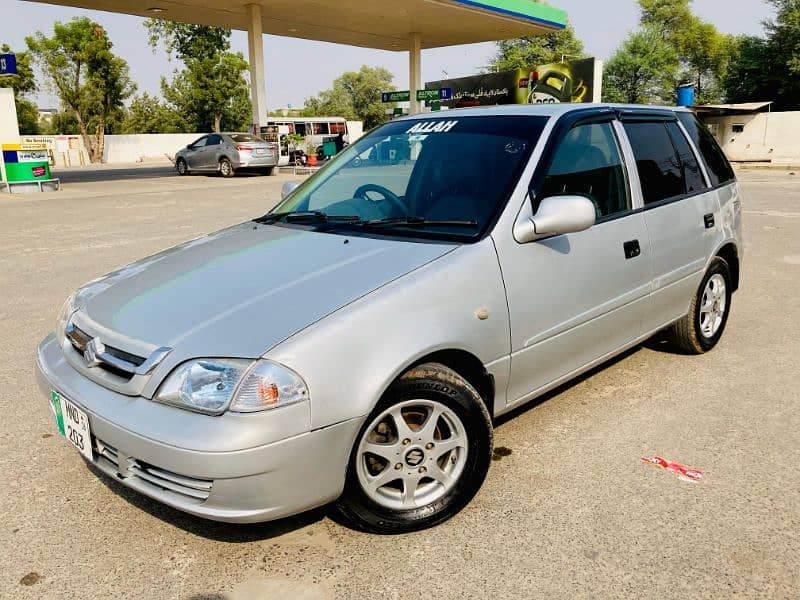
[353,184,406,215]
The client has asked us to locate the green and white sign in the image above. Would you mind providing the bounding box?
[382,90,410,103]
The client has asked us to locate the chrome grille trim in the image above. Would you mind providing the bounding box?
[65,321,172,378]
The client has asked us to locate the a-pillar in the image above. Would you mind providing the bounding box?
[409,32,422,115]
[246,3,268,132]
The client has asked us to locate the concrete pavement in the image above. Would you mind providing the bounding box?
[0,169,797,599]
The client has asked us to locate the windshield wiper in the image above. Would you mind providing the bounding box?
[363,216,479,229]
[255,211,363,224]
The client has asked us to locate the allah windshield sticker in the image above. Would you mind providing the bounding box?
[405,120,459,134]
[504,140,527,154]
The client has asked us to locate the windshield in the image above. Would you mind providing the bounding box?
[228,133,262,143]
[268,115,547,240]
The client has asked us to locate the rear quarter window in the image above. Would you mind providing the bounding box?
[677,112,735,187]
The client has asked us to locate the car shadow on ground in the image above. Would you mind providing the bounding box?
[54,166,265,184]
[88,332,682,541]
[87,463,328,542]
[494,332,679,428]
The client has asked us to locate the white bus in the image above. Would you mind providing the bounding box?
[264,117,350,166]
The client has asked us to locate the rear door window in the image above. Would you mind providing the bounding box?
[666,122,706,194]
[206,134,223,146]
[623,121,684,205]
[676,112,735,186]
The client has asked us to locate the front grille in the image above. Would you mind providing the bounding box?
[66,324,146,381]
[95,439,213,502]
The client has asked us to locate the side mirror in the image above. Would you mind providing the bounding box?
[514,195,596,243]
[281,181,300,200]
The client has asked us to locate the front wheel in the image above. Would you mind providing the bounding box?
[667,257,733,354]
[176,158,188,176]
[219,157,234,178]
[335,363,493,534]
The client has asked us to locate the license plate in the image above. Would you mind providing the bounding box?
[50,390,93,461]
[254,148,267,155]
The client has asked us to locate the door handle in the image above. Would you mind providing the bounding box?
[623,239,641,260]
[704,213,715,229]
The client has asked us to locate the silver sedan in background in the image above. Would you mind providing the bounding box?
[175,132,279,177]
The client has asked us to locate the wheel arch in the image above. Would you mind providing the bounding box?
[405,349,496,419]
[715,242,740,292]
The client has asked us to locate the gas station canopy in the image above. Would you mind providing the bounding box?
[25,0,567,49]
[23,0,567,122]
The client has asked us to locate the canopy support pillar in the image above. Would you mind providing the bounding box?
[409,32,422,115]
[246,3,268,132]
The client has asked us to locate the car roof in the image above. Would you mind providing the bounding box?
[394,103,691,121]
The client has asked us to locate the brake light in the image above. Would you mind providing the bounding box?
[237,145,254,151]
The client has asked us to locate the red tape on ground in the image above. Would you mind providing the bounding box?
[641,456,703,482]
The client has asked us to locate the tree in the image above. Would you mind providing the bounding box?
[26,18,135,162]
[121,92,185,133]
[303,66,395,130]
[488,25,586,71]
[638,0,733,102]
[1,43,40,134]
[603,28,679,104]
[145,20,251,132]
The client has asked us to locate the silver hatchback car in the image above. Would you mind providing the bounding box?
[175,132,279,177]
[37,105,743,533]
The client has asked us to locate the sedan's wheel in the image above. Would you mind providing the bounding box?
[667,257,732,354]
[336,363,492,534]
[176,158,188,175]
[219,158,234,178]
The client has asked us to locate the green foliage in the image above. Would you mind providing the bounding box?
[1,43,40,134]
[603,28,679,104]
[15,98,40,134]
[26,18,135,161]
[46,111,79,135]
[488,25,586,71]
[146,19,251,132]
[302,65,395,130]
[1,43,36,95]
[638,0,733,103]
[121,92,185,133]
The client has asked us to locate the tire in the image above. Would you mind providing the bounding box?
[176,158,188,176]
[667,257,733,354]
[219,157,234,178]
[335,363,493,534]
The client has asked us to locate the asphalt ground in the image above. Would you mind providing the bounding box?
[0,167,798,599]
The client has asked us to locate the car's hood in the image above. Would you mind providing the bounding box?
[75,222,455,359]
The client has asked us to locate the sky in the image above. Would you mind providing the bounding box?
[4,0,775,110]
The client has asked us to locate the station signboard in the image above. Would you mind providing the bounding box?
[426,58,602,108]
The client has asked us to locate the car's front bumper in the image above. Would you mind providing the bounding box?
[36,334,363,523]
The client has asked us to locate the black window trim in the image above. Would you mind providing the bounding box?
[529,107,638,226]
[621,117,734,213]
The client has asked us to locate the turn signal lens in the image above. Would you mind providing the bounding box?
[230,360,308,413]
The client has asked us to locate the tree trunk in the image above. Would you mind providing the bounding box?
[214,112,222,133]
[73,109,98,164]
[94,119,106,164]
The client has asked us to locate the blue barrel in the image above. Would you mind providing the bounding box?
[677,84,695,107]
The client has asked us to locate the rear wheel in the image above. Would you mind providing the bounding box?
[667,257,732,354]
[335,363,493,534]
[219,157,234,178]
[176,158,188,176]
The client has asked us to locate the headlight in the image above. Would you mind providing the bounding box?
[153,358,309,415]
[55,291,80,346]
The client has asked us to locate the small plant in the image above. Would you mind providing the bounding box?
[286,133,304,149]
